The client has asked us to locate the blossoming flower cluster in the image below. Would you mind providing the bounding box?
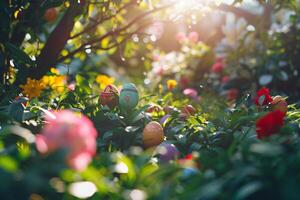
[20,68,67,99]
[254,87,288,139]
[36,110,98,171]
[176,32,199,44]
[20,78,46,99]
[41,68,67,93]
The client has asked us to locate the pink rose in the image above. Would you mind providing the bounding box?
[176,32,186,43]
[183,88,198,99]
[188,32,199,43]
[36,110,98,171]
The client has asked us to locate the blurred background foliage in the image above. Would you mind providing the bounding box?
[0,0,300,199]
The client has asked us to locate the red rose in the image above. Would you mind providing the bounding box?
[256,110,285,139]
[254,87,273,106]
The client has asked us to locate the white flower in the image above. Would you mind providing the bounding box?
[221,13,248,48]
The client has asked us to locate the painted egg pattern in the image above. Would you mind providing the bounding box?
[99,84,119,109]
[119,83,139,110]
[143,121,164,148]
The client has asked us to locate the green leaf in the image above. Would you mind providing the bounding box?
[5,42,35,67]
[234,182,262,200]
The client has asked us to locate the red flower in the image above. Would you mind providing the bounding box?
[227,89,239,101]
[221,76,230,84]
[254,87,273,106]
[256,110,285,139]
[211,62,224,73]
[185,154,193,160]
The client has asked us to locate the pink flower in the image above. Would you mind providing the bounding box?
[68,82,76,91]
[176,32,186,43]
[188,32,199,43]
[183,88,198,99]
[211,62,225,73]
[152,54,161,61]
[221,76,230,84]
[36,110,98,171]
[154,66,164,76]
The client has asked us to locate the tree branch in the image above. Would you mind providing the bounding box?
[57,4,172,63]
[90,22,152,51]
[70,0,137,39]
[216,3,258,24]
[16,3,84,85]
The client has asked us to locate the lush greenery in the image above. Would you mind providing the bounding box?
[0,0,300,200]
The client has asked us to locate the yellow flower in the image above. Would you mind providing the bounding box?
[167,79,177,91]
[50,68,60,75]
[96,74,115,90]
[20,78,46,99]
[41,68,67,93]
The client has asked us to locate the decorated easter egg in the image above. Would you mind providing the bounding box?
[146,104,162,113]
[271,96,288,114]
[181,167,198,179]
[119,83,139,111]
[143,121,164,148]
[99,84,119,109]
[180,105,196,119]
[181,105,196,115]
[163,105,176,114]
[157,142,179,162]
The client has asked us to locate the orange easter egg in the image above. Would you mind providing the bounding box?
[143,121,164,148]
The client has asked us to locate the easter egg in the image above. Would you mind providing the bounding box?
[180,105,196,119]
[157,142,179,162]
[271,96,288,114]
[14,96,28,107]
[99,84,119,109]
[181,167,198,179]
[143,121,164,148]
[119,83,139,111]
[146,104,162,113]
[160,114,171,125]
[181,105,196,115]
[163,105,176,114]
[44,8,57,22]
